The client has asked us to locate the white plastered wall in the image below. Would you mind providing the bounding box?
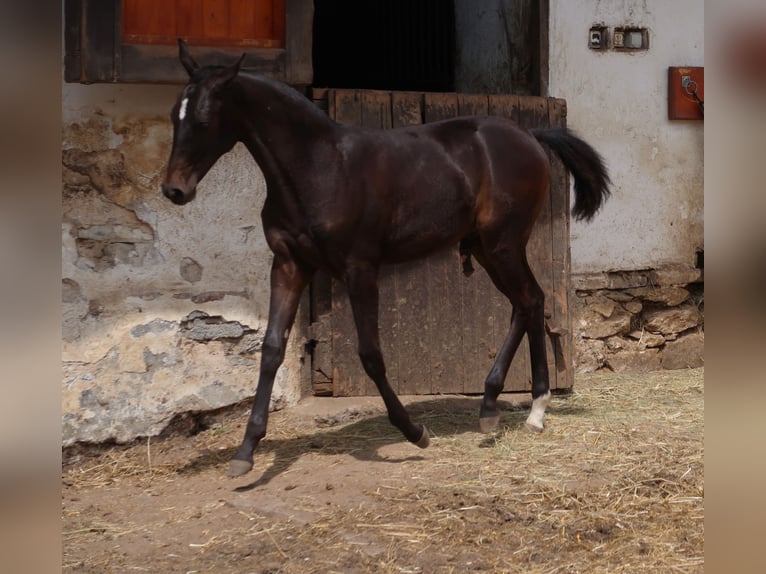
[549,0,704,273]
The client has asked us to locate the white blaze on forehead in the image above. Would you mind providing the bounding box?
[179,97,189,121]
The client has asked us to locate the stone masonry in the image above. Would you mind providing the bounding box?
[62,107,307,447]
[571,265,704,374]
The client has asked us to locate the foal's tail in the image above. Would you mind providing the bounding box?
[531,127,611,221]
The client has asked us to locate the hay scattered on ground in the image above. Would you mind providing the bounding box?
[63,368,704,573]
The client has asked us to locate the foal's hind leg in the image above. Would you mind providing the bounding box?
[345,263,430,448]
[478,305,528,433]
[474,242,551,434]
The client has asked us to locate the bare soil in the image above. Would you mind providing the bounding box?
[63,369,704,573]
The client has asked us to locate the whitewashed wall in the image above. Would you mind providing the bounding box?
[549,0,704,273]
[62,83,307,445]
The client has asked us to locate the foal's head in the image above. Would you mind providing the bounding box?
[161,40,245,205]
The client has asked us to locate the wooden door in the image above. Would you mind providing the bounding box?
[309,89,571,397]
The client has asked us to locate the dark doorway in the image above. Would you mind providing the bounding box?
[312,0,456,92]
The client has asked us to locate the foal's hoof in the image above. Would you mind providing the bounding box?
[414,425,430,449]
[228,459,254,478]
[524,422,544,434]
[479,415,500,434]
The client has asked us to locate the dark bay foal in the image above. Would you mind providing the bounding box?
[162,40,610,477]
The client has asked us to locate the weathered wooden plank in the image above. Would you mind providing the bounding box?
[519,97,551,260]
[399,94,467,394]
[454,93,501,394]
[330,89,362,126]
[419,93,471,395]
[310,312,334,396]
[328,90,366,397]
[485,94,529,393]
[420,94,464,394]
[423,92,458,123]
[457,93,489,117]
[462,269,501,394]
[547,97,572,390]
[425,250,465,394]
[309,268,333,395]
[384,92,433,394]
[361,91,402,395]
[391,92,424,128]
[361,90,393,130]
[488,94,521,125]
[394,259,433,395]
[330,89,404,397]
[518,96,557,391]
[389,91,424,393]
[391,91,466,396]
[331,279,368,397]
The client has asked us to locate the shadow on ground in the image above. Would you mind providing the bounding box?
[171,393,589,491]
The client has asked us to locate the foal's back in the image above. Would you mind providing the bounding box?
[332,116,550,261]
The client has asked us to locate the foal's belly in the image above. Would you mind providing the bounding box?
[380,185,475,263]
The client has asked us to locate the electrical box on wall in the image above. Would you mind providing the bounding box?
[668,66,704,120]
[589,25,649,51]
[613,27,649,51]
[589,26,608,50]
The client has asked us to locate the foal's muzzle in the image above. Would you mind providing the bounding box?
[161,183,196,205]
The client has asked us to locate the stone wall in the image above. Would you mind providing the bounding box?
[62,95,308,447]
[572,265,704,374]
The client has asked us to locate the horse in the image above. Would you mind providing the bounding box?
[162,39,610,478]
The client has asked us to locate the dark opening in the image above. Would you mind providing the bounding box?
[695,249,704,270]
[312,0,456,92]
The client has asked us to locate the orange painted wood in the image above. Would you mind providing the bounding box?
[176,0,205,38]
[250,0,272,39]
[203,0,228,39]
[123,0,171,37]
[122,0,286,47]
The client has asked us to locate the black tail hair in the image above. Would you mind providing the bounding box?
[531,127,611,221]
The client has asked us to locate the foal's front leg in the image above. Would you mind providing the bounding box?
[229,254,313,477]
[346,263,430,448]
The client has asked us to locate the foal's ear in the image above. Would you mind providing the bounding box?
[178,38,199,77]
[218,53,246,85]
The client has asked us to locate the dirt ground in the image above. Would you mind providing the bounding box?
[62,369,704,573]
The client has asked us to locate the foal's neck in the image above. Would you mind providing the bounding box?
[232,74,337,188]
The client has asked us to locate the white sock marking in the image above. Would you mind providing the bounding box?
[179,97,189,121]
[526,391,551,430]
